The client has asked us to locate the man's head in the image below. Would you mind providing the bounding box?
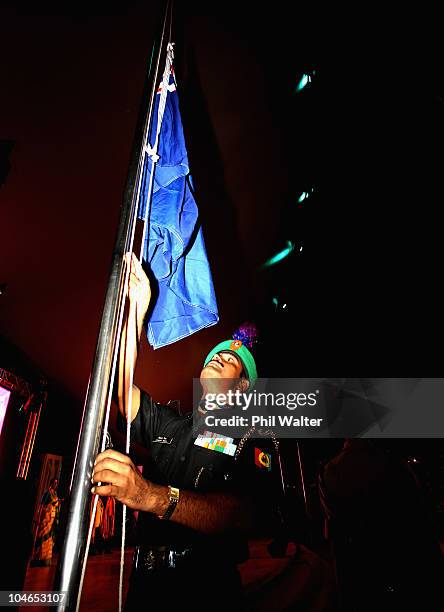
[200,330,258,397]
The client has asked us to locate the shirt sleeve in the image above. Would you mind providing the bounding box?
[117,390,182,449]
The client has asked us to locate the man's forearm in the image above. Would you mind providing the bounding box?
[116,253,151,420]
[92,450,252,535]
[147,483,251,535]
[117,301,144,420]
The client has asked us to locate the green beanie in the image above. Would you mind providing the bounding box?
[203,339,258,388]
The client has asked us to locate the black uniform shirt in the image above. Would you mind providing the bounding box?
[118,391,279,562]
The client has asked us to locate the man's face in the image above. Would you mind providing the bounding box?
[201,350,243,378]
[200,351,246,395]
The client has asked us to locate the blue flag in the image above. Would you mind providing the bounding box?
[138,46,219,348]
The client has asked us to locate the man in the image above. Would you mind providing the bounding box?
[92,254,278,609]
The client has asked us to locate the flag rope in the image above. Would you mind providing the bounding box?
[139,41,175,260]
[119,299,136,612]
[118,11,175,612]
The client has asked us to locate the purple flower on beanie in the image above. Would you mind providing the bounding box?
[232,323,259,351]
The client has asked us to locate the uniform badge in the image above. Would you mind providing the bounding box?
[153,436,173,444]
[255,447,271,471]
[230,340,242,350]
[194,431,237,456]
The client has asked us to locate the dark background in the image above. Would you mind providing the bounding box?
[0,0,443,526]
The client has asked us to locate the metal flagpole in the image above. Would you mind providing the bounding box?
[53,3,171,609]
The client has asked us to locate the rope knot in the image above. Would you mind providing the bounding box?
[144,143,159,163]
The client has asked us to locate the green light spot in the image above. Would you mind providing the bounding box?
[297,188,315,204]
[263,241,295,268]
[296,74,309,91]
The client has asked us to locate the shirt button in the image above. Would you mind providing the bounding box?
[180,455,186,462]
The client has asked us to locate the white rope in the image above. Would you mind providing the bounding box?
[76,494,99,611]
[118,300,137,612]
[119,40,178,609]
[139,42,175,261]
[118,37,176,606]
[69,376,91,493]
[117,30,176,612]
[119,505,127,612]
[119,37,178,612]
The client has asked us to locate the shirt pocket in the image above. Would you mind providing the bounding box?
[151,440,178,474]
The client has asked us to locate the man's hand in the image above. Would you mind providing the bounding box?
[92,449,157,512]
[92,451,253,534]
[125,252,151,320]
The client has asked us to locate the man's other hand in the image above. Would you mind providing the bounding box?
[92,449,154,512]
[125,252,151,318]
